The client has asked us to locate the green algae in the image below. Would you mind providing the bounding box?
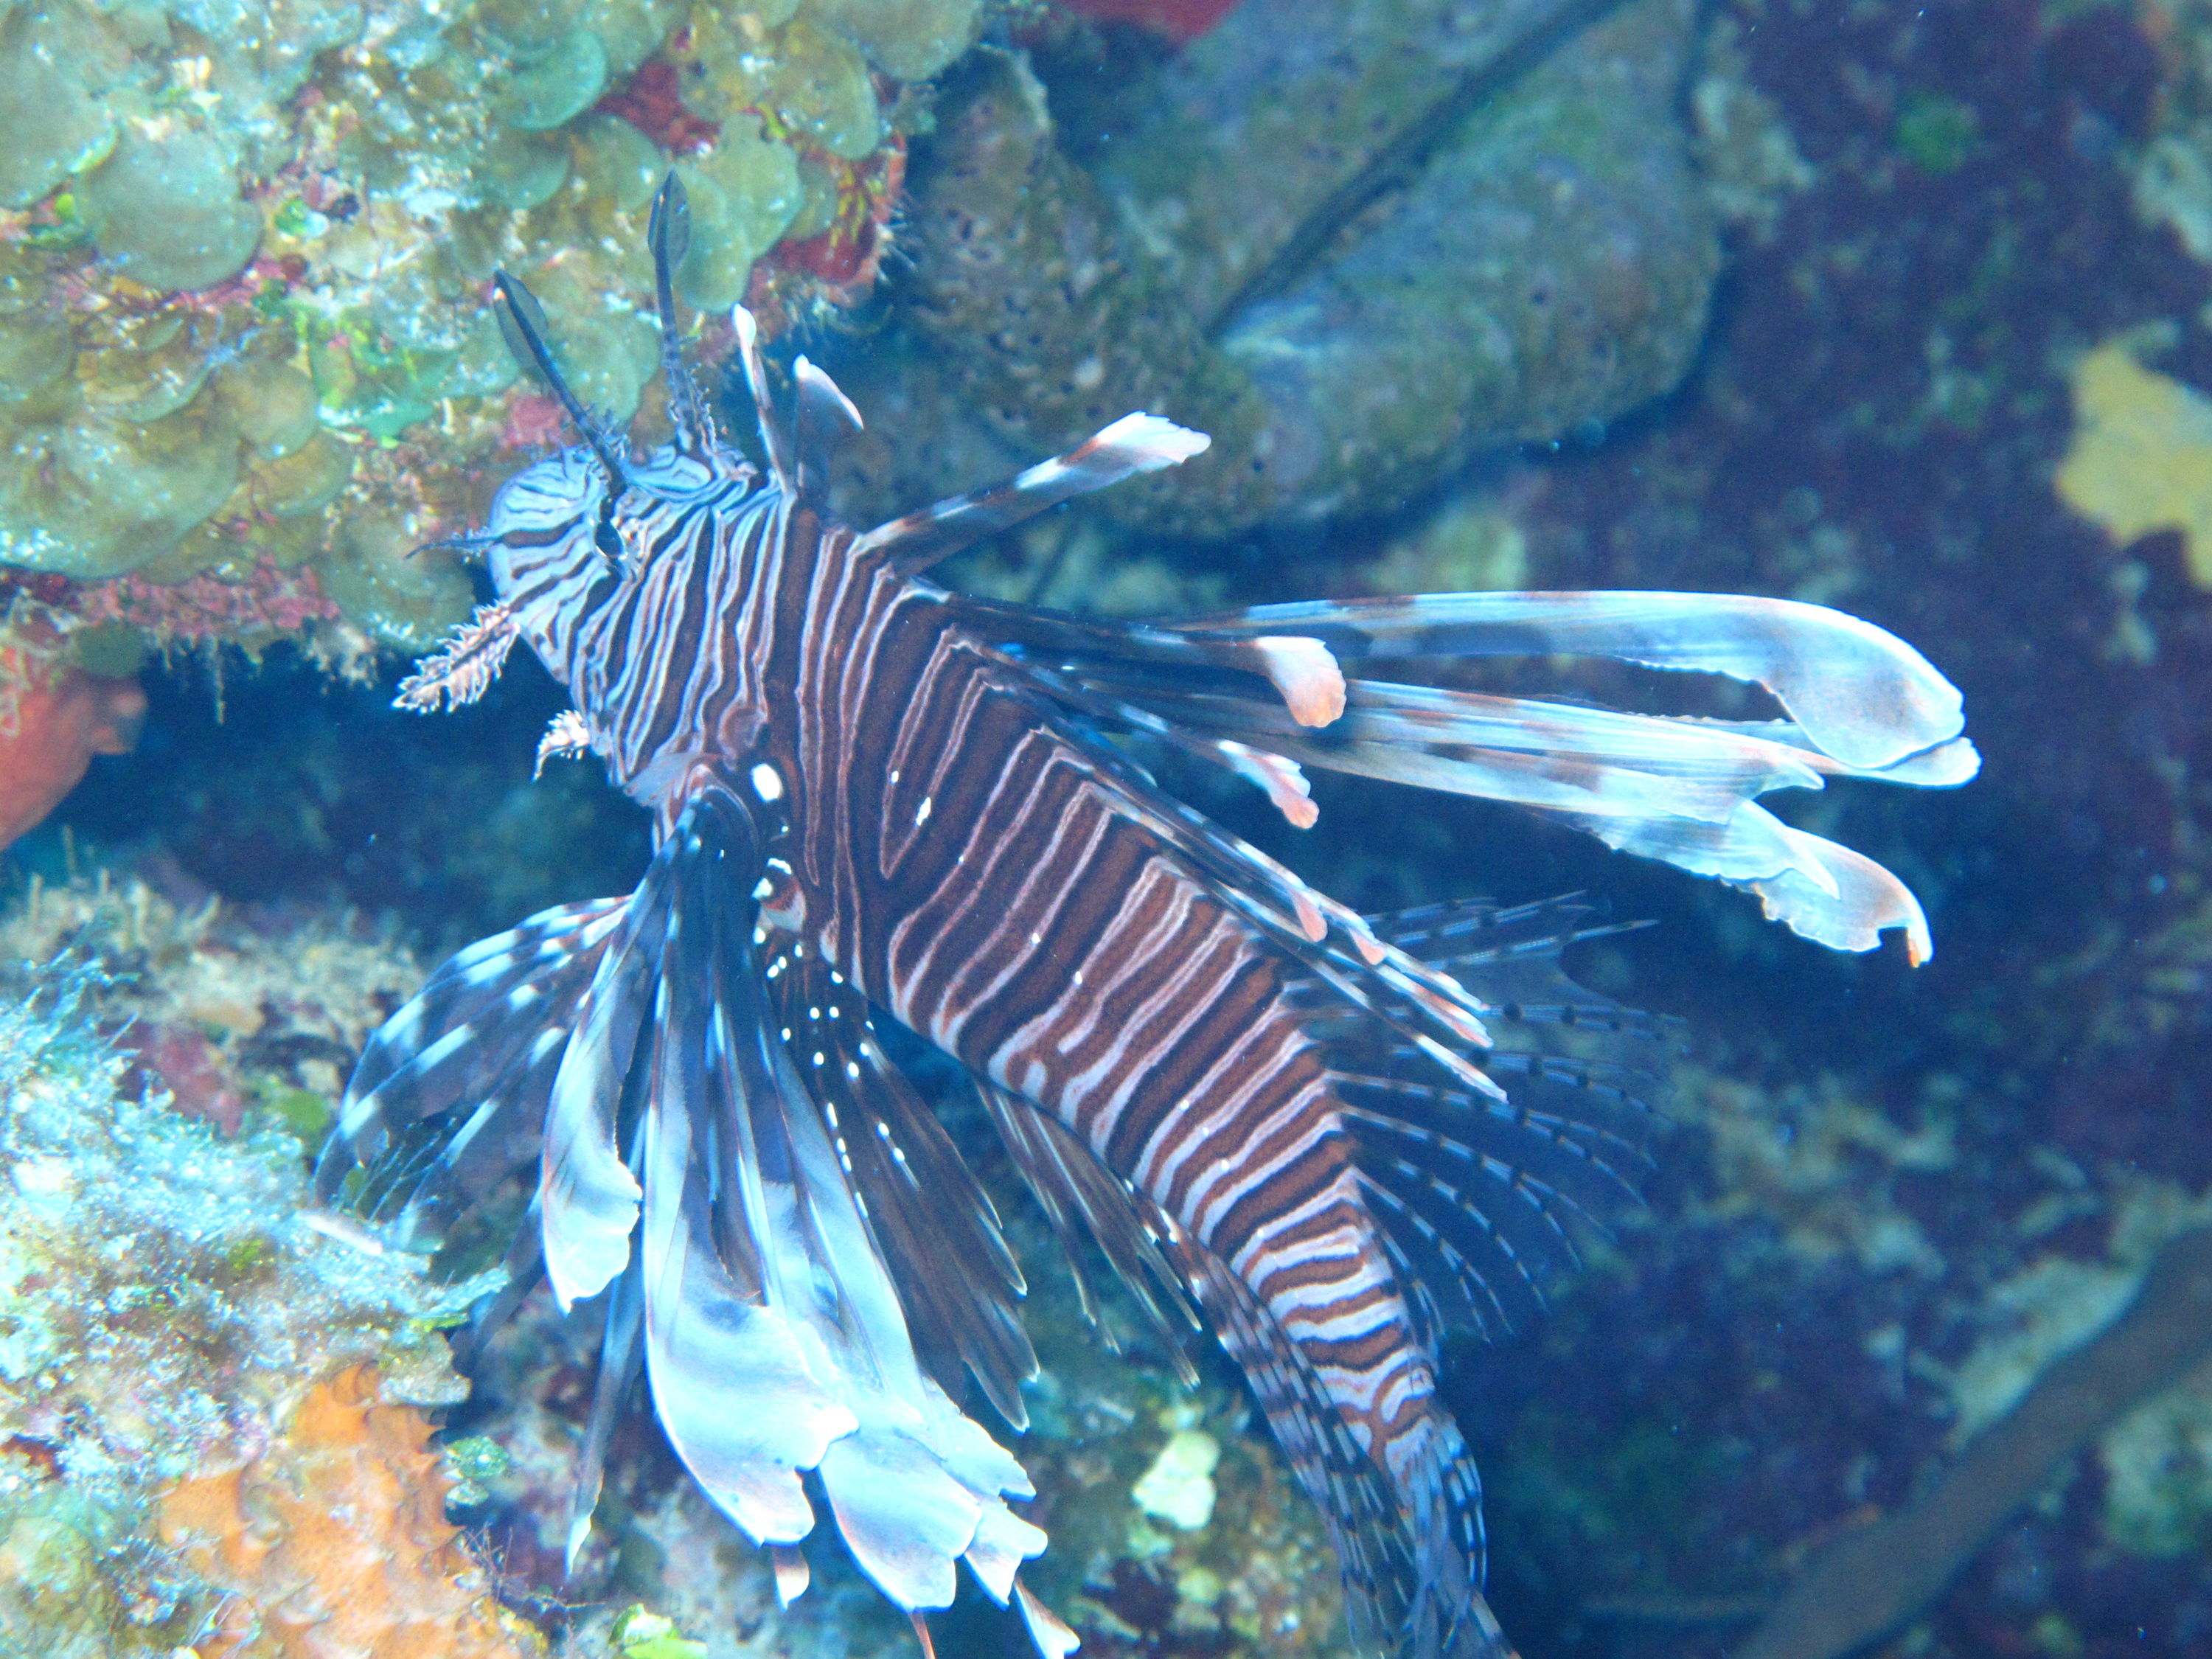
[78,126,265,293]
[808,0,979,81]
[674,118,805,310]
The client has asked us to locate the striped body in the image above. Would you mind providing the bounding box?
[493,439,1448,1479]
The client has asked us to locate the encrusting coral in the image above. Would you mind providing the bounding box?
[0,0,968,663]
[2054,334,2212,587]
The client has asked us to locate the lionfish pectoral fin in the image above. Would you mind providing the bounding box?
[1015,1579,1082,1658]
[621,785,1047,1607]
[855,412,1210,575]
[319,894,626,1231]
[567,1241,645,1573]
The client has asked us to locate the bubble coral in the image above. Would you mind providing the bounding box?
[0,0,975,656]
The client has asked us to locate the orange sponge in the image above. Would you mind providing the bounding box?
[158,1365,545,1659]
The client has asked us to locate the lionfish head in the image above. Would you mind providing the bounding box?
[470,175,771,683]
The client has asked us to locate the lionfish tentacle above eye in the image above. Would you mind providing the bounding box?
[493,271,634,497]
[329,189,1975,1659]
[647,174,716,461]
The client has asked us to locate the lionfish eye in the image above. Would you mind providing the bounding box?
[594,512,626,566]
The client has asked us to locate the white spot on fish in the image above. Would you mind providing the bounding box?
[915,796,932,827]
[751,762,785,801]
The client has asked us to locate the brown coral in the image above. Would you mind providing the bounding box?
[157,1364,543,1659]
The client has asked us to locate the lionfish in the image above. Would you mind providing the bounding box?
[319,178,1975,1659]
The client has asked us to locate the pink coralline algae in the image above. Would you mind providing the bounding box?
[75,559,346,652]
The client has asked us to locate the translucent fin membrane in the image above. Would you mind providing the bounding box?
[984,591,1977,963]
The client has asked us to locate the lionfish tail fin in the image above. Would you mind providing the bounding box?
[1164,1222,1431,1657]
[855,412,1210,574]
[1391,1406,1518,1659]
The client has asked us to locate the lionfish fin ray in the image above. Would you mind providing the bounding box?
[953,594,1343,728]
[855,412,1209,574]
[793,355,864,507]
[1046,653,1954,959]
[769,950,1037,1426]
[318,897,627,1245]
[730,305,797,493]
[975,1084,1202,1380]
[1166,590,1970,772]
[568,1245,645,1573]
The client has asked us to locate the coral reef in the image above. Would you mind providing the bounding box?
[160,1363,543,1659]
[25,1,2212,1656]
[0,956,501,1655]
[835,0,1720,537]
[0,863,425,1136]
[0,0,973,660]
